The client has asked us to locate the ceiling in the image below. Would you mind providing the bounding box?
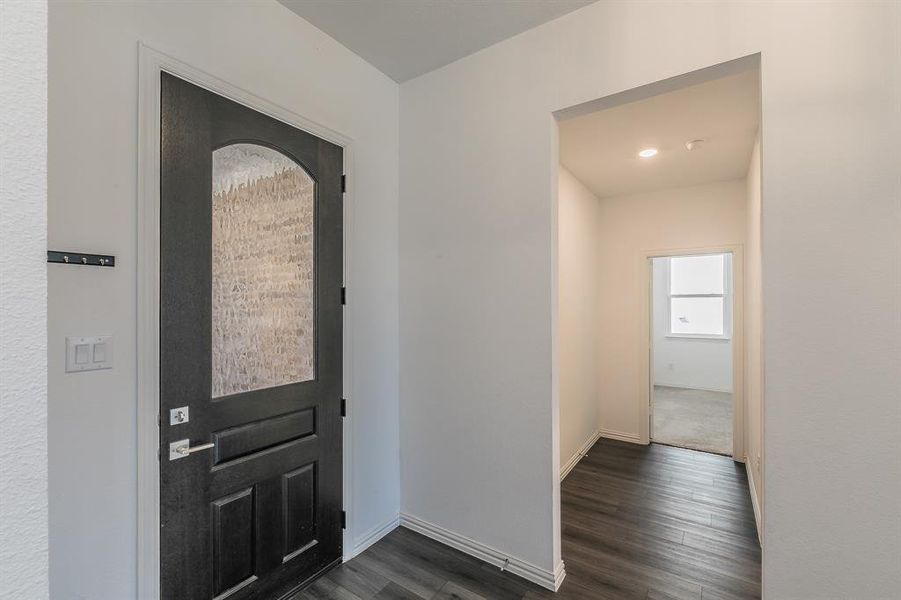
[277,0,596,82]
[559,70,760,199]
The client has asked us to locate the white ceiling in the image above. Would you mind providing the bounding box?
[277,0,596,82]
[559,70,760,199]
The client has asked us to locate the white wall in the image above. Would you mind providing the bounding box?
[597,180,746,437]
[48,2,399,598]
[399,2,901,595]
[0,1,49,598]
[652,256,733,393]
[557,167,601,476]
[744,135,764,534]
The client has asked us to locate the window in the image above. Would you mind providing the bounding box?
[667,254,730,338]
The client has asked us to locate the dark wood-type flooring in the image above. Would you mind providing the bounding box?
[291,438,761,600]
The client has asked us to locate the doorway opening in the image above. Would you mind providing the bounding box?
[650,252,734,456]
[553,54,763,597]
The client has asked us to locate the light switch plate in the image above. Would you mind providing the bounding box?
[66,336,113,373]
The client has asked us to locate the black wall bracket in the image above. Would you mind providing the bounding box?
[47,251,115,267]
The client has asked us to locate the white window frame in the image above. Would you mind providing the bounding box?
[664,253,732,340]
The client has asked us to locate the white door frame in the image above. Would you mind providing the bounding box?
[136,44,356,600]
[637,244,745,460]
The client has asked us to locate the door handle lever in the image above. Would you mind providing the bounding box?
[169,439,215,460]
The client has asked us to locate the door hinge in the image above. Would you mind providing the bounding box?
[341,174,346,193]
[341,510,347,530]
[340,398,347,418]
[341,287,346,305]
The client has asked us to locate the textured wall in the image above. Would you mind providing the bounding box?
[744,135,763,533]
[557,166,601,473]
[0,1,49,598]
[399,2,901,593]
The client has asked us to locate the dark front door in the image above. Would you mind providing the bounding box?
[159,72,343,600]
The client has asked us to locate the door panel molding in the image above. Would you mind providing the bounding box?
[211,409,316,466]
[138,43,355,600]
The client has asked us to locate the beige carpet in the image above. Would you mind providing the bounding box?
[652,385,732,455]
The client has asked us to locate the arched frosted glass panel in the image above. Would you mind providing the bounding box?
[212,143,314,398]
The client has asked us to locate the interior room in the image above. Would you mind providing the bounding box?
[2,1,899,600]
[652,252,735,455]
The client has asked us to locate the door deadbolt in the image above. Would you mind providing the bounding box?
[169,406,189,425]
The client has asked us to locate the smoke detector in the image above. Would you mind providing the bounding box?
[685,139,706,151]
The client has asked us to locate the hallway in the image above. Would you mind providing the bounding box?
[559,439,760,599]
[298,438,761,599]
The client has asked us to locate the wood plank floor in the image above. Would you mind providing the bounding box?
[292,439,761,600]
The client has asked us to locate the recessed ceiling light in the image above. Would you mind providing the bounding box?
[638,148,658,158]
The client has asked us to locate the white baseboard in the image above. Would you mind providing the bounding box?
[348,514,400,560]
[598,428,643,444]
[399,513,563,591]
[552,560,566,591]
[560,429,602,481]
[654,383,732,394]
[745,462,763,545]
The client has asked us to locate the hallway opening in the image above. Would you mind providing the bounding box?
[555,55,764,596]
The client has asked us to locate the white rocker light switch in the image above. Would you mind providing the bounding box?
[66,336,113,373]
